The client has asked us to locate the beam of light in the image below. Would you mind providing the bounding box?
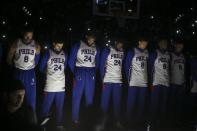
[44,46,48,49]
[128,9,132,13]
[150,15,154,19]
[2,34,6,39]
[2,21,6,25]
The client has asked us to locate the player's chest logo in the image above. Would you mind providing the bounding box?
[81,49,95,56]
[19,49,34,55]
[51,58,65,64]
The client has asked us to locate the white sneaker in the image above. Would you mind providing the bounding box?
[40,117,50,126]
[56,125,66,131]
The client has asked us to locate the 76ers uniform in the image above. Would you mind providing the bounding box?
[99,46,124,120]
[124,48,148,122]
[39,49,67,126]
[170,52,186,119]
[13,39,39,111]
[149,49,170,121]
[68,40,100,122]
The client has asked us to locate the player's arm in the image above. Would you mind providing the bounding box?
[124,50,134,84]
[64,51,68,71]
[68,43,80,73]
[6,40,17,66]
[35,42,41,66]
[99,47,110,80]
[95,46,100,71]
[39,50,49,74]
[148,51,157,87]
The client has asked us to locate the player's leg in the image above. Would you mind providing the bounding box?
[160,86,169,121]
[150,86,160,123]
[72,69,85,122]
[101,83,112,114]
[40,92,55,120]
[138,87,148,121]
[55,91,65,126]
[112,83,122,120]
[126,87,138,121]
[85,69,96,106]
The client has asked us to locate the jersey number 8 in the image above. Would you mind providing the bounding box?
[24,56,29,63]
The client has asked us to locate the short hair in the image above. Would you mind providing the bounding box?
[85,31,96,38]
[22,26,34,33]
[52,32,65,43]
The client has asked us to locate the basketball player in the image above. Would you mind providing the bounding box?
[98,38,124,129]
[149,37,170,125]
[125,36,149,125]
[68,31,100,124]
[170,39,186,122]
[39,34,67,131]
[6,27,40,115]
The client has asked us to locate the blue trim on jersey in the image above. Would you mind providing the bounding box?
[99,47,110,79]
[148,51,157,85]
[124,50,134,83]
[39,50,50,74]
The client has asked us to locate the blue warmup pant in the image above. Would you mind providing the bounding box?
[126,87,147,121]
[14,68,36,111]
[150,85,169,120]
[101,83,122,120]
[41,91,65,125]
[170,84,185,116]
[72,67,96,122]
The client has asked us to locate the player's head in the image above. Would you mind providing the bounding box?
[174,39,184,53]
[114,38,124,51]
[138,36,148,50]
[85,31,96,46]
[52,33,65,52]
[6,80,25,112]
[158,39,168,50]
[22,26,34,44]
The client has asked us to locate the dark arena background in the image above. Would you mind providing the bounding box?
[0,0,197,131]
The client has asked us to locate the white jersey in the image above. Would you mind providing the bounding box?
[45,49,66,92]
[103,47,124,83]
[14,39,36,70]
[170,52,185,85]
[153,50,170,87]
[75,41,97,67]
[129,48,148,87]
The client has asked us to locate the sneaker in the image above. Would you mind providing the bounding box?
[40,117,50,126]
[95,123,105,131]
[115,121,124,130]
[56,125,66,131]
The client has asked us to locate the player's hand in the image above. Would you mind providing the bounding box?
[149,85,154,91]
